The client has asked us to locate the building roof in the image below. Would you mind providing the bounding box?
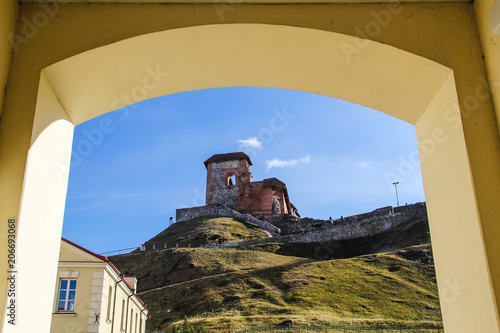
[263,177,285,188]
[204,152,253,168]
[61,238,147,310]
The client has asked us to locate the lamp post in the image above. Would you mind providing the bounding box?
[392,182,400,207]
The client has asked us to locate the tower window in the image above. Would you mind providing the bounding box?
[226,174,237,186]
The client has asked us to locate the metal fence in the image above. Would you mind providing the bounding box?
[99,246,138,257]
[100,242,231,257]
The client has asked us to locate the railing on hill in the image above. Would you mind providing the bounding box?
[99,247,138,257]
[100,242,198,257]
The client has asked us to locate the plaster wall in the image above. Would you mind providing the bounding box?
[475,0,500,129]
[0,3,18,325]
[0,3,499,332]
[51,264,146,333]
[51,266,99,333]
[0,0,17,118]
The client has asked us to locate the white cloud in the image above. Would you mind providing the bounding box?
[300,155,311,163]
[355,161,372,169]
[266,155,312,171]
[266,159,298,170]
[237,137,262,149]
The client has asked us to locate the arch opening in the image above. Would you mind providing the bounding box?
[227,174,237,186]
[12,23,499,332]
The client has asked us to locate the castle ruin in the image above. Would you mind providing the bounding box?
[176,152,298,226]
[204,152,299,218]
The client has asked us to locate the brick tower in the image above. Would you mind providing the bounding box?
[204,152,253,208]
[204,152,299,218]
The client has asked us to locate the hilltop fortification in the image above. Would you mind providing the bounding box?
[178,152,299,222]
[174,152,427,246]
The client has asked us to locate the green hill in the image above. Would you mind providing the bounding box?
[240,213,431,260]
[110,215,442,332]
[139,217,270,250]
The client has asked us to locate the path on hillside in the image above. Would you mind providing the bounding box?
[137,259,313,296]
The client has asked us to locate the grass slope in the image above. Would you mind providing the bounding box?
[140,217,270,249]
[113,245,441,332]
[110,215,441,332]
[240,215,431,261]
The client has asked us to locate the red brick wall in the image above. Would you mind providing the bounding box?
[206,158,287,218]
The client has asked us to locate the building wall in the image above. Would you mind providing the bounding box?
[103,274,147,333]
[0,0,17,119]
[475,0,500,130]
[51,265,147,333]
[0,0,18,322]
[51,266,100,333]
[240,183,288,218]
[51,241,147,333]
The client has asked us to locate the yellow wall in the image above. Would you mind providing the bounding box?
[50,267,95,333]
[475,0,500,129]
[0,2,17,325]
[50,266,147,333]
[50,242,147,333]
[1,2,500,332]
[0,0,17,118]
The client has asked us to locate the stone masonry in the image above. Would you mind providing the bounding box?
[208,202,428,249]
[204,152,299,218]
[176,204,281,235]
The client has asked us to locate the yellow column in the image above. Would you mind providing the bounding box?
[0,0,18,327]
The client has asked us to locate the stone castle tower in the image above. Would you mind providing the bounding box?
[204,152,298,218]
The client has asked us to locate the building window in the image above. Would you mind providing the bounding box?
[121,299,126,331]
[130,309,134,333]
[57,279,77,312]
[106,285,113,321]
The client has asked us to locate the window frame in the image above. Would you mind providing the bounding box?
[106,284,113,322]
[56,279,77,313]
[120,299,126,332]
[225,172,237,186]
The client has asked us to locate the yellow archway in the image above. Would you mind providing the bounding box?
[6,23,497,332]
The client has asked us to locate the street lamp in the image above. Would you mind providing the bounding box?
[392,182,400,207]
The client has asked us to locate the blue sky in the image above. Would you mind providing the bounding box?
[62,87,425,254]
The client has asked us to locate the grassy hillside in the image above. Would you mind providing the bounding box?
[112,245,441,331]
[240,214,431,260]
[110,214,441,332]
[140,217,270,249]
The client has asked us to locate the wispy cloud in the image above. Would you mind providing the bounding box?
[355,161,372,169]
[266,155,311,171]
[237,137,262,149]
[300,155,311,163]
